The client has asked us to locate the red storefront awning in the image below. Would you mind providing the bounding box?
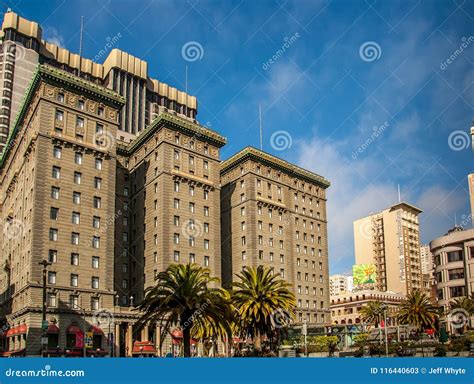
[132,341,157,354]
[66,324,82,334]
[17,324,27,334]
[171,329,183,339]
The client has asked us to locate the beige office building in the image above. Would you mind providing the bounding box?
[329,274,354,296]
[330,290,404,326]
[0,10,331,357]
[0,11,225,357]
[353,202,424,295]
[220,147,331,325]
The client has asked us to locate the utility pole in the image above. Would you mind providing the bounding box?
[39,260,51,356]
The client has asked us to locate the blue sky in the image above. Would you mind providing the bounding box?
[6,0,473,275]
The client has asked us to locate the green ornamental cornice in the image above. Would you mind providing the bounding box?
[125,112,227,155]
[38,64,125,106]
[0,64,124,167]
[221,146,330,188]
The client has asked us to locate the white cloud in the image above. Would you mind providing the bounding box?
[43,27,65,47]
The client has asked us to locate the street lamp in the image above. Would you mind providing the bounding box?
[380,304,389,357]
[38,260,51,356]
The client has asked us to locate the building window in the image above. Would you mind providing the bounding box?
[78,99,85,110]
[70,274,78,287]
[52,166,61,179]
[204,256,209,266]
[48,250,57,263]
[91,297,99,311]
[447,251,463,262]
[94,177,102,189]
[50,207,59,220]
[92,256,100,269]
[204,206,209,216]
[92,236,100,249]
[51,186,60,200]
[204,239,210,250]
[174,251,180,262]
[71,232,79,245]
[55,109,64,121]
[174,199,180,209]
[53,146,62,159]
[75,153,83,165]
[48,271,56,284]
[73,192,81,204]
[91,277,100,289]
[57,93,64,102]
[174,233,180,244]
[189,203,195,213]
[95,158,103,170]
[72,212,80,225]
[70,295,78,309]
[93,197,101,209]
[47,293,57,307]
[76,116,84,128]
[449,286,465,297]
[448,268,464,280]
[189,253,195,263]
[93,216,100,229]
[71,253,79,265]
[49,228,58,242]
[73,172,82,185]
[204,190,209,200]
[122,279,128,289]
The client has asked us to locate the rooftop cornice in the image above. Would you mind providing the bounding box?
[0,64,124,168]
[124,112,227,155]
[221,146,330,188]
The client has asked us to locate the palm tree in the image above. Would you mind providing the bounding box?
[397,290,438,331]
[232,266,296,353]
[359,301,384,328]
[136,263,231,357]
[449,296,474,315]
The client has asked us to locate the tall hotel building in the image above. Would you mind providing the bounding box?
[220,147,331,324]
[353,202,424,295]
[0,11,330,356]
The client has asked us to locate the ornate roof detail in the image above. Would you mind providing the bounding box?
[0,64,124,167]
[125,111,227,155]
[221,146,330,188]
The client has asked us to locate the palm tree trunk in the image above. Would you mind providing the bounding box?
[183,327,191,357]
[254,330,262,354]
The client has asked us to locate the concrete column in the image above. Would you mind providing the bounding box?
[127,323,133,357]
[114,324,120,357]
[155,325,161,357]
[141,325,149,341]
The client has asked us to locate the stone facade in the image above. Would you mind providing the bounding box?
[220,147,331,325]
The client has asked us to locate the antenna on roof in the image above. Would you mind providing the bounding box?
[79,16,84,56]
[78,16,84,77]
[259,104,263,150]
[454,213,457,226]
[185,65,188,93]
[397,184,401,203]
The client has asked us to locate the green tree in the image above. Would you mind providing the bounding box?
[136,263,231,357]
[449,296,474,315]
[397,290,438,331]
[232,266,296,353]
[359,301,384,327]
